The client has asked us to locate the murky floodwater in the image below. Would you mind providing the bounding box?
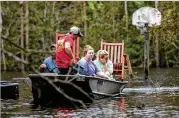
[1,68,179,117]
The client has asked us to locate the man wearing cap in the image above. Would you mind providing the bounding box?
[39,44,60,73]
[56,26,83,74]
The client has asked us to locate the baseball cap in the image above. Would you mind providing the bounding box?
[70,26,84,37]
[50,44,56,49]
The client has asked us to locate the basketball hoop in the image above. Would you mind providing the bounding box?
[132,7,161,80]
[132,7,161,34]
[136,23,148,34]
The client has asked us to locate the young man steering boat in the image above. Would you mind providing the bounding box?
[39,44,59,73]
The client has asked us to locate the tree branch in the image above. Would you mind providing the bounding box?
[2,48,29,64]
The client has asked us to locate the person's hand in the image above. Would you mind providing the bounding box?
[105,71,110,76]
[72,58,77,64]
[39,64,46,72]
[72,58,76,64]
[40,64,46,68]
[69,58,76,66]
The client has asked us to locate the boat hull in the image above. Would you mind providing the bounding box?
[29,74,93,107]
[88,77,127,99]
[29,73,128,106]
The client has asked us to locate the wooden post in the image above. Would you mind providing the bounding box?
[144,30,149,80]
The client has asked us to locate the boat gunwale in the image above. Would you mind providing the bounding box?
[28,73,128,84]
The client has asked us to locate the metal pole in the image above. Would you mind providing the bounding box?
[144,29,149,80]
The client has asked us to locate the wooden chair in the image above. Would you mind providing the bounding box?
[55,33,80,61]
[123,53,133,77]
[100,40,125,80]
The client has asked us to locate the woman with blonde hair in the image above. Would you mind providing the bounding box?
[93,50,113,78]
[77,45,111,79]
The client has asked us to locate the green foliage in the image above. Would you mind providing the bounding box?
[1,1,179,71]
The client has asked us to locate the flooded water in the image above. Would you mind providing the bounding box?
[1,68,179,117]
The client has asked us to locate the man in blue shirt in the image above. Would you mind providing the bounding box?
[39,44,60,73]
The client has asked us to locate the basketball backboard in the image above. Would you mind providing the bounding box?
[132,7,161,29]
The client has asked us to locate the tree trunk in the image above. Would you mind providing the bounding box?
[112,2,115,42]
[20,2,25,71]
[176,2,179,40]
[0,2,7,71]
[43,2,47,51]
[25,2,29,63]
[155,1,159,67]
[125,1,128,41]
[155,0,158,9]
[0,2,2,33]
[51,2,55,43]
[159,31,167,67]
[52,2,55,15]
[83,1,87,43]
[112,12,115,41]
[55,11,59,32]
[165,48,169,68]
[40,2,47,58]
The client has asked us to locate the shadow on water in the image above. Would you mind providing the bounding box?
[1,68,179,117]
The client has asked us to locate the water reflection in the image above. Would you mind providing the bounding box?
[54,107,76,118]
[113,97,127,113]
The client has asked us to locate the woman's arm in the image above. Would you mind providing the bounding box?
[96,71,110,79]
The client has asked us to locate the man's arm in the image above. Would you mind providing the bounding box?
[64,42,75,63]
